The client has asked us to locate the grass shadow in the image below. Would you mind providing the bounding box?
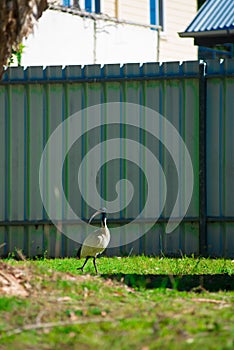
[101,273,234,292]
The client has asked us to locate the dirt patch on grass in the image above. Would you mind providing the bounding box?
[0,261,32,297]
[0,261,134,298]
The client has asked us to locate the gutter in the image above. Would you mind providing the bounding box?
[179,28,234,38]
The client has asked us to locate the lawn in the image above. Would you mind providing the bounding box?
[0,256,233,350]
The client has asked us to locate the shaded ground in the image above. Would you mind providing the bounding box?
[103,273,234,291]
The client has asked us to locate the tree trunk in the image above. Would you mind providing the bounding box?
[0,0,48,78]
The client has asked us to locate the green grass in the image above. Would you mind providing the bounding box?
[14,255,233,275]
[0,256,234,350]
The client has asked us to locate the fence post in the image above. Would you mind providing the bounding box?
[199,62,207,256]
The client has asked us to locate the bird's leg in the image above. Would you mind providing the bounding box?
[93,257,98,274]
[77,256,90,272]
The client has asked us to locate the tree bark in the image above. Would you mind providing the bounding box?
[0,0,48,78]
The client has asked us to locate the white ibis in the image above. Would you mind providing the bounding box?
[77,208,110,273]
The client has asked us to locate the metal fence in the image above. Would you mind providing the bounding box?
[0,59,233,258]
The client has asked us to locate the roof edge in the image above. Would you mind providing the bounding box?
[179,29,234,38]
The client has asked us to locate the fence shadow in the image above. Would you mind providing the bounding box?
[101,273,234,292]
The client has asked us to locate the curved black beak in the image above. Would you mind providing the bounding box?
[88,207,107,224]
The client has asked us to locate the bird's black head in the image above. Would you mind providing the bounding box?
[100,209,107,227]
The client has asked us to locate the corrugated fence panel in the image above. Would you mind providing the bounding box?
[180,62,200,255]
[0,84,8,256]
[163,65,184,253]
[206,59,234,257]
[9,84,26,220]
[0,60,234,257]
[142,61,200,255]
[123,71,142,221]
[105,80,122,222]
[47,80,65,220]
[0,85,6,221]
[65,81,85,221]
[28,83,44,220]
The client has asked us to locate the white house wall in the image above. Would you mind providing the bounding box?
[102,0,116,18]
[159,0,197,61]
[22,10,94,66]
[117,0,149,24]
[96,22,157,64]
[21,1,197,66]
[22,9,158,66]
[102,0,197,61]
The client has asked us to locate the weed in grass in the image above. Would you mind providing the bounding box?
[0,297,24,312]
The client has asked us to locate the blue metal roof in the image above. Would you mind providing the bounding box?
[181,0,234,35]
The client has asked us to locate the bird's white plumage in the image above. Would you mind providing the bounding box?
[80,226,110,258]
